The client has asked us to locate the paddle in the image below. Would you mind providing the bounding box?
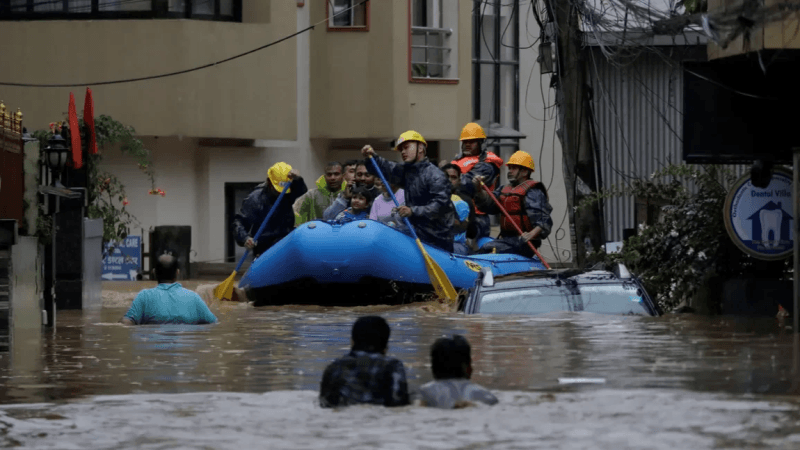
[477,179,552,269]
[213,182,292,300]
[367,155,458,302]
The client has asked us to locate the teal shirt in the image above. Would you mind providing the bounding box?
[124,283,217,325]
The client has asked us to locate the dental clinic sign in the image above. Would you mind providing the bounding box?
[724,168,793,260]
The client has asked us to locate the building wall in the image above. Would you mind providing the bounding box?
[0,0,297,139]
[517,9,571,264]
[310,0,471,140]
[708,0,800,60]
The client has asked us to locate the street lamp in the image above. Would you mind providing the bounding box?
[44,132,69,188]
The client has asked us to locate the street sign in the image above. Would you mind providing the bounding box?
[724,167,794,260]
[102,236,141,281]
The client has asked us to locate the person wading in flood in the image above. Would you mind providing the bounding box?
[473,151,553,257]
[120,253,217,325]
[362,131,455,252]
[319,316,410,408]
[232,162,307,258]
[418,335,498,409]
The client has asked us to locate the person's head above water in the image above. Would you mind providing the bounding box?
[430,335,472,380]
[351,316,391,354]
[154,252,179,283]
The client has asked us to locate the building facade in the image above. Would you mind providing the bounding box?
[0,0,473,266]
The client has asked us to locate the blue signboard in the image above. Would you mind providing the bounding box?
[102,236,141,280]
[724,168,793,261]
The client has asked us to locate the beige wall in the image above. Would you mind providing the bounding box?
[518,9,571,264]
[310,0,471,140]
[708,0,800,60]
[99,135,328,264]
[0,0,297,139]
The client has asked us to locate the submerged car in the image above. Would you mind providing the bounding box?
[460,264,660,316]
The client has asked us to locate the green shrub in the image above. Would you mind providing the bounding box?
[583,164,790,312]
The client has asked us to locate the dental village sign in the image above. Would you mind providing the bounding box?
[724,167,793,261]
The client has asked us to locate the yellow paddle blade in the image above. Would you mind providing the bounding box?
[415,239,458,302]
[213,271,237,301]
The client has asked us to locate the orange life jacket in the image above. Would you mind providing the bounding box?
[453,151,504,216]
[499,179,543,234]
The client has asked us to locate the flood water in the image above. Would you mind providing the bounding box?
[1,282,800,449]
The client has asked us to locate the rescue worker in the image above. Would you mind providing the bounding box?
[232,162,307,258]
[293,161,346,225]
[362,131,455,252]
[473,151,553,257]
[451,123,504,240]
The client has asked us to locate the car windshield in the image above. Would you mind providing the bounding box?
[477,284,652,315]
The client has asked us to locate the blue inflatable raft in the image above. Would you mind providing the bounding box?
[239,220,546,306]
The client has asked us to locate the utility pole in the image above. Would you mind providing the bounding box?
[547,0,603,267]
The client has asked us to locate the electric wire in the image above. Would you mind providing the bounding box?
[0,0,369,87]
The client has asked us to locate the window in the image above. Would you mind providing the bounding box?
[410,0,458,81]
[472,0,521,159]
[327,0,368,30]
[0,0,241,21]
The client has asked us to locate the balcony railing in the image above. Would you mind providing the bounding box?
[411,26,452,79]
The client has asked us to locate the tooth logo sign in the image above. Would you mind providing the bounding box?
[724,168,793,261]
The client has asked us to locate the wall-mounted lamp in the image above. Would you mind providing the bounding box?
[44,133,69,188]
[538,41,554,74]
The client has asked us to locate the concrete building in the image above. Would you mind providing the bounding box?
[0,0,474,267]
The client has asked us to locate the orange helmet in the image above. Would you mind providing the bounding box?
[459,122,486,140]
[506,151,535,171]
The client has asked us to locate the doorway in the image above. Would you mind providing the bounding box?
[225,182,260,263]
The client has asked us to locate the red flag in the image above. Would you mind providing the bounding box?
[68,92,82,169]
[84,88,97,154]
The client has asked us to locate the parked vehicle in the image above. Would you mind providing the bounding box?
[460,264,660,316]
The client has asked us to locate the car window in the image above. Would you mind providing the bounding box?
[477,284,652,315]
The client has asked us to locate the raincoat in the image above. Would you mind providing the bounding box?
[368,155,454,252]
[293,175,346,225]
[232,178,308,257]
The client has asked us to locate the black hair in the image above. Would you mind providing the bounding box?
[350,185,375,203]
[441,163,460,174]
[351,316,390,353]
[154,252,179,283]
[343,159,359,168]
[430,335,471,380]
[326,161,343,170]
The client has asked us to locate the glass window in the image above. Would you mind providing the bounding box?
[473,0,520,135]
[411,0,456,80]
[329,0,367,28]
[3,0,239,20]
[478,284,652,315]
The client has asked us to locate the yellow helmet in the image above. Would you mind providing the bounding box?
[267,162,292,193]
[459,122,486,140]
[394,130,427,150]
[506,151,535,172]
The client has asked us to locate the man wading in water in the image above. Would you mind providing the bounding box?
[319,316,410,408]
[120,253,217,325]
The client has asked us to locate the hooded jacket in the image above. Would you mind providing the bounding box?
[293,175,346,225]
[368,155,454,252]
[232,178,308,256]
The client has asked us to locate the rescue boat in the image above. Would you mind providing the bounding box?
[238,219,546,306]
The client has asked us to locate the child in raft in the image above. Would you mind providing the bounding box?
[335,185,374,222]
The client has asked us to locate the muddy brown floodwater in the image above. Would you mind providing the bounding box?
[0,281,799,449]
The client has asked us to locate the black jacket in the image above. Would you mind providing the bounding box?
[369,156,454,252]
[232,178,308,256]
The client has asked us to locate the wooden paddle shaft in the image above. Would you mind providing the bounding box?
[479,181,551,269]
